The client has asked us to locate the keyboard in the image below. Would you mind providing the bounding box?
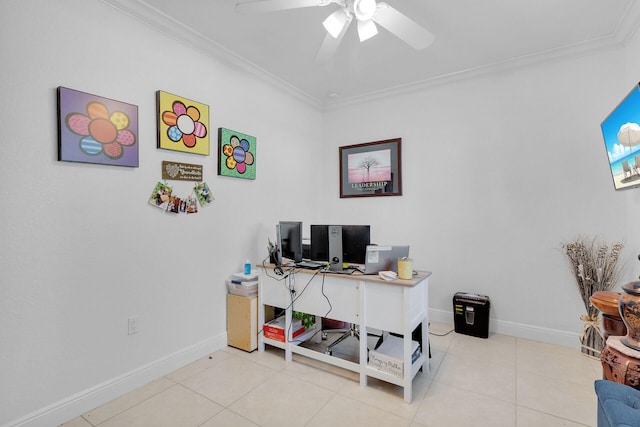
[295,260,325,270]
[320,267,356,275]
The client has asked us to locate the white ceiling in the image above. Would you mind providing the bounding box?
[105,0,640,108]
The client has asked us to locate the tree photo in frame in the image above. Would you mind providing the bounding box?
[340,138,402,198]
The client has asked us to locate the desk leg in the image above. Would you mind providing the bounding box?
[403,287,412,404]
[284,305,293,362]
[311,315,322,344]
[359,282,368,387]
[422,279,430,375]
[421,319,429,374]
[258,293,265,352]
[403,336,412,403]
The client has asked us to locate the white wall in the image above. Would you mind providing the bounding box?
[0,1,323,426]
[322,48,640,342]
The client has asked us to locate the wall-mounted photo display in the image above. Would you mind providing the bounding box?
[57,86,139,167]
[217,127,256,180]
[194,182,213,206]
[167,194,198,214]
[339,138,402,198]
[149,182,172,210]
[148,181,203,214]
[157,90,209,155]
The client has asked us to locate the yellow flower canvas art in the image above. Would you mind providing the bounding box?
[157,90,209,156]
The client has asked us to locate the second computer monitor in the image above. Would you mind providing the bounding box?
[310,224,371,265]
[278,221,303,263]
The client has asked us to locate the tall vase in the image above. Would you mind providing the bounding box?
[619,281,640,351]
[580,313,604,358]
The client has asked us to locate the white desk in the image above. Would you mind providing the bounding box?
[257,265,432,403]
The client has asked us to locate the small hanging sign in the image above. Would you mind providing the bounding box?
[162,161,203,182]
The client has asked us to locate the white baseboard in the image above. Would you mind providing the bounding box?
[7,311,583,427]
[5,333,228,427]
[429,308,581,349]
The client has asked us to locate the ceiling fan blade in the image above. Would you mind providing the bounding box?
[235,0,333,14]
[373,2,435,50]
[357,19,378,42]
[315,17,352,64]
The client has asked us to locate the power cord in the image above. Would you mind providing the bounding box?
[320,273,333,319]
[429,328,455,337]
[285,270,325,344]
[261,256,287,280]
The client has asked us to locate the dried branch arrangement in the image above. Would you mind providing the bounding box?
[561,236,625,357]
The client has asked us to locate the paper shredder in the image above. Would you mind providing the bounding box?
[453,292,491,338]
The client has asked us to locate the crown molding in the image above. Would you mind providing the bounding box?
[324,34,625,110]
[612,0,640,46]
[102,0,640,111]
[101,0,322,109]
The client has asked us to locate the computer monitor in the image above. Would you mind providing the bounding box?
[278,221,303,263]
[310,225,371,265]
[342,225,371,265]
[363,245,410,274]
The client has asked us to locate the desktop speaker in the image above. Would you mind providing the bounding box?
[328,225,343,272]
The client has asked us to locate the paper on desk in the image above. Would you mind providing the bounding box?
[378,271,397,281]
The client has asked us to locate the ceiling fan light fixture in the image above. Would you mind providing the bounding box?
[353,0,377,21]
[322,8,348,38]
[357,19,378,42]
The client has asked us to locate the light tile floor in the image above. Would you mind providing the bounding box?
[60,323,602,427]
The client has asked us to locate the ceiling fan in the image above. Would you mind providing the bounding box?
[235,0,435,63]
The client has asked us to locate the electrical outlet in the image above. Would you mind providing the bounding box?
[128,316,139,335]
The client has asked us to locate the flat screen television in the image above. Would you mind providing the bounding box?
[601,83,640,190]
[310,225,371,265]
[278,221,303,264]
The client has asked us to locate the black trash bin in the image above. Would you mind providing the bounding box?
[453,292,490,338]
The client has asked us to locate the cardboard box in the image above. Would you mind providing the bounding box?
[368,335,421,379]
[263,316,305,342]
[227,294,258,352]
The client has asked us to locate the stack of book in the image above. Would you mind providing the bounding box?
[263,316,305,342]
